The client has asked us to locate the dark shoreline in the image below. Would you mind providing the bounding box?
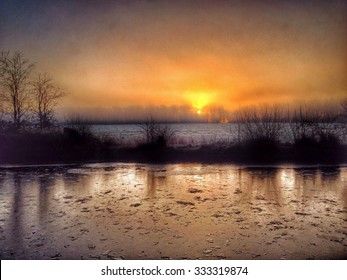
[1,145,347,166]
[1,129,347,166]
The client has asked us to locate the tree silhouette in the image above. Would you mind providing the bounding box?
[341,98,347,115]
[31,73,65,129]
[0,51,34,129]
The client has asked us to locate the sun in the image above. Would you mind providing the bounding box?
[185,90,215,116]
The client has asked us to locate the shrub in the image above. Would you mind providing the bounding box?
[139,117,174,149]
[293,133,342,163]
[64,115,93,144]
[289,107,340,142]
[242,137,280,162]
[235,106,284,142]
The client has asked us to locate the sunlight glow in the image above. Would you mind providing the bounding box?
[185,90,215,116]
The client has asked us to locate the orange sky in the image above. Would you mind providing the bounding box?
[1,0,347,120]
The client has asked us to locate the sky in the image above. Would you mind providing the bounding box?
[1,0,347,121]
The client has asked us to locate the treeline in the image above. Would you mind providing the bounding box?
[0,51,65,131]
[235,105,347,143]
[227,105,347,163]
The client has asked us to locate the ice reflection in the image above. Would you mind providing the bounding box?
[146,168,168,199]
[11,174,24,252]
[0,163,346,259]
[240,168,284,205]
[279,169,295,189]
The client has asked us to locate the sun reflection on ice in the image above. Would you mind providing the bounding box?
[279,169,295,189]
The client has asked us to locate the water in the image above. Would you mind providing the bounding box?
[90,123,345,147]
[90,123,236,146]
[0,163,346,259]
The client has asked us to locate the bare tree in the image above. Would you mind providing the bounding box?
[0,102,5,131]
[65,114,92,137]
[340,98,347,140]
[139,116,174,147]
[235,106,285,142]
[0,51,34,129]
[289,106,343,142]
[31,73,65,129]
[341,98,347,115]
